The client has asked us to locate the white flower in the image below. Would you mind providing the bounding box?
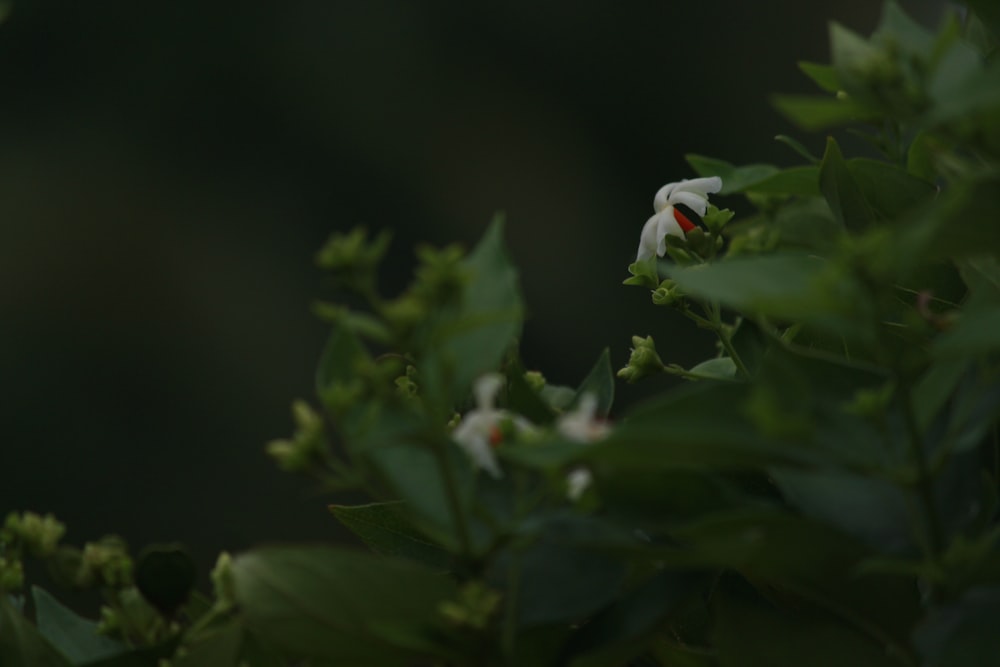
[451,373,534,478]
[566,468,593,501]
[557,393,610,443]
[636,176,723,261]
[557,393,611,501]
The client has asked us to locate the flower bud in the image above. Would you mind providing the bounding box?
[651,279,679,307]
[617,336,666,383]
[0,556,24,590]
[523,370,546,393]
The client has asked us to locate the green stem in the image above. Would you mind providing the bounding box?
[432,442,473,557]
[703,302,751,380]
[899,384,944,560]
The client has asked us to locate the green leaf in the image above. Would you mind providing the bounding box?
[820,137,874,231]
[365,442,491,555]
[933,305,1000,358]
[80,641,180,667]
[916,587,1000,667]
[32,587,126,665]
[685,155,779,195]
[847,158,936,219]
[665,254,872,341]
[926,42,1000,127]
[624,258,658,288]
[771,94,878,130]
[315,322,369,397]
[774,134,821,164]
[687,357,736,380]
[329,502,451,571]
[897,172,1000,264]
[172,623,243,667]
[502,515,628,627]
[422,216,524,405]
[565,571,707,667]
[798,61,841,93]
[658,510,921,654]
[714,586,902,667]
[745,166,820,196]
[768,469,913,553]
[572,348,615,418]
[230,546,458,666]
[584,383,826,471]
[0,595,72,667]
[874,1,936,56]
[965,0,1000,42]
[505,353,558,425]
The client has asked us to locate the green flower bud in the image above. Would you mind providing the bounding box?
[395,365,419,400]
[97,605,121,636]
[439,582,501,629]
[703,205,735,234]
[412,244,468,305]
[651,279,679,307]
[10,512,65,557]
[0,556,24,590]
[617,336,666,384]
[210,552,236,609]
[523,370,546,393]
[267,400,326,472]
[80,536,133,588]
[315,227,391,287]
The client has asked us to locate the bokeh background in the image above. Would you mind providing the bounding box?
[1,1,946,573]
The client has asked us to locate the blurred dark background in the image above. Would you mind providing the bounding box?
[0,1,945,572]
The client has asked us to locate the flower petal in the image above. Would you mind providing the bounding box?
[655,208,684,256]
[637,214,660,261]
[668,190,711,216]
[473,373,504,410]
[675,176,722,196]
[653,182,677,213]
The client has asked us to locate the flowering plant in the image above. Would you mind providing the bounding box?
[5,2,1000,665]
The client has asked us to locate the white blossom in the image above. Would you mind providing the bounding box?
[557,393,611,501]
[557,393,611,443]
[636,176,723,261]
[451,373,533,478]
[566,468,593,501]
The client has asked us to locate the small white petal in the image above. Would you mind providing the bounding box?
[675,176,723,196]
[452,414,503,478]
[668,190,711,217]
[566,468,593,501]
[637,214,660,261]
[473,373,504,411]
[653,182,678,213]
[655,208,684,256]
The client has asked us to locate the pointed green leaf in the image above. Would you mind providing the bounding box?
[422,215,524,404]
[0,595,71,667]
[231,547,458,666]
[572,348,615,418]
[316,323,369,396]
[666,253,870,339]
[771,94,878,130]
[847,158,936,220]
[820,137,874,230]
[916,587,1000,667]
[714,588,902,667]
[32,587,126,665]
[173,623,243,667]
[798,61,841,93]
[329,502,451,570]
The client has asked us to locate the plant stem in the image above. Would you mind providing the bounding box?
[701,302,751,379]
[899,384,944,560]
[432,442,473,557]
